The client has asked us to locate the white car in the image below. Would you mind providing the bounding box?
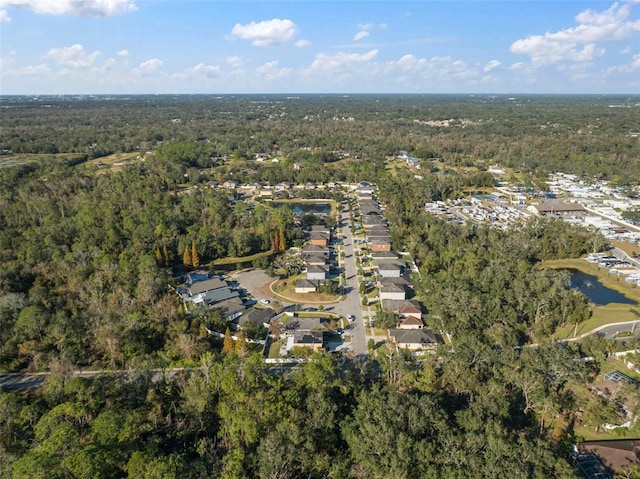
[260,299,271,305]
[347,314,355,322]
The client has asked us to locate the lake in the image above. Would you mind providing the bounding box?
[275,202,331,214]
[568,269,636,305]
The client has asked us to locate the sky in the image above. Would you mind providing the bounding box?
[0,0,639,94]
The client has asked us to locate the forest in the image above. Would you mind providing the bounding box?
[1,94,640,478]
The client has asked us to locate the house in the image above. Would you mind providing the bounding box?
[255,153,268,162]
[303,254,327,266]
[370,238,392,252]
[327,181,341,189]
[223,180,239,189]
[284,316,329,331]
[237,307,275,329]
[306,265,327,281]
[302,244,330,258]
[275,181,291,191]
[379,283,406,300]
[187,277,227,297]
[371,250,399,261]
[362,215,386,227]
[382,299,422,319]
[309,232,330,246]
[533,199,585,216]
[211,296,245,320]
[377,262,402,278]
[378,277,411,289]
[399,316,423,329]
[388,328,438,351]
[304,182,316,190]
[287,330,324,352]
[574,440,640,477]
[309,225,331,235]
[295,279,319,293]
[192,287,239,306]
[366,227,391,238]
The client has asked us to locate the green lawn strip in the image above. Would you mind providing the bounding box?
[211,250,275,266]
[541,259,640,339]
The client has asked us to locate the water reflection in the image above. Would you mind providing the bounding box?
[568,269,636,306]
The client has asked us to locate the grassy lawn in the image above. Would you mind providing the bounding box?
[211,250,274,266]
[612,240,640,258]
[541,259,640,339]
[267,339,287,359]
[271,275,342,303]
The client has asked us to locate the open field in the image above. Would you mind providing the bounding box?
[211,250,274,266]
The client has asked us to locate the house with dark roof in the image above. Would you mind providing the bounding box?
[193,287,239,306]
[303,254,327,266]
[380,283,406,300]
[302,244,330,258]
[236,307,275,329]
[211,296,245,320]
[295,278,319,293]
[534,199,585,216]
[388,328,438,351]
[287,330,324,352]
[187,277,227,296]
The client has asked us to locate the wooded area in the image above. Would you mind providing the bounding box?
[1,94,639,478]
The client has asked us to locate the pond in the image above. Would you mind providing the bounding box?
[275,202,331,214]
[568,269,636,306]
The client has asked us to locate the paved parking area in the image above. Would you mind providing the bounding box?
[234,269,277,303]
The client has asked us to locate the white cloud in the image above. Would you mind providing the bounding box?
[0,0,137,17]
[9,63,52,76]
[295,39,311,48]
[606,53,640,73]
[353,31,370,41]
[0,8,11,22]
[229,18,297,47]
[484,59,501,72]
[389,54,426,72]
[226,55,246,68]
[46,44,101,67]
[308,49,379,74]
[511,1,640,67]
[117,49,128,57]
[132,58,162,76]
[508,62,525,71]
[620,46,632,54]
[255,60,292,81]
[184,63,221,78]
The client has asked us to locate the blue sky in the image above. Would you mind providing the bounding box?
[0,0,639,94]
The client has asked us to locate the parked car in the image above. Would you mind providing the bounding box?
[260,299,271,305]
[347,314,355,322]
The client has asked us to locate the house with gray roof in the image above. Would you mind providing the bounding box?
[388,328,438,351]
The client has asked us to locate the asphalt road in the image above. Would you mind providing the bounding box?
[331,206,368,357]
